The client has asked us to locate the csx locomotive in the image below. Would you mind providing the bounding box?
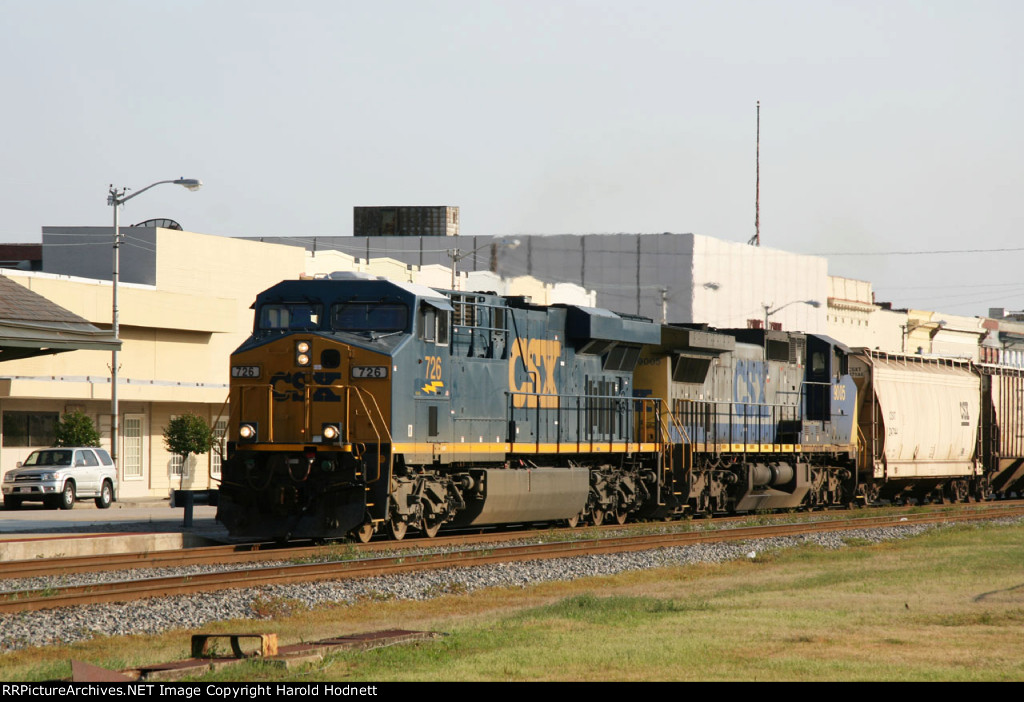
[216,275,1024,541]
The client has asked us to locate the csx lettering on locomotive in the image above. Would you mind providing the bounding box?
[509,338,561,408]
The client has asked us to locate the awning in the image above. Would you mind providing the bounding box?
[0,275,120,362]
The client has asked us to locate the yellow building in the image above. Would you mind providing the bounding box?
[0,227,306,498]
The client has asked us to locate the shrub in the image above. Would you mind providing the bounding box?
[163,413,214,465]
[54,411,101,447]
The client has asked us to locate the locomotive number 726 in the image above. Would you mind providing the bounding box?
[424,355,442,381]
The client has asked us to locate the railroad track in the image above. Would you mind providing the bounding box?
[1,500,1020,582]
[2,503,1022,614]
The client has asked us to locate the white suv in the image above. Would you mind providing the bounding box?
[2,447,118,510]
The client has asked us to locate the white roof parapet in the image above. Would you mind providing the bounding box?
[828,297,878,313]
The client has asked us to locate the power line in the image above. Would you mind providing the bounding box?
[813,246,1024,256]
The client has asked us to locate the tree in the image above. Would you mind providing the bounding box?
[163,413,214,489]
[54,411,101,447]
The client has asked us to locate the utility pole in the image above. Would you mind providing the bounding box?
[748,101,761,247]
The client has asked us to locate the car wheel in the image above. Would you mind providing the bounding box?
[4,496,22,510]
[59,481,76,510]
[95,481,113,509]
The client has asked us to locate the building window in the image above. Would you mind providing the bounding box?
[2,411,58,447]
[170,452,187,479]
[123,415,143,479]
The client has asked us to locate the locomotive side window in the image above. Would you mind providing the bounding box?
[419,305,450,346]
[421,307,436,342]
[436,310,450,345]
[811,351,827,374]
[259,303,323,331]
[331,303,408,333]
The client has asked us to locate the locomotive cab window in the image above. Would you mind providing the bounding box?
[811,351,827,374]
[419,302,451,346]
[331,302,408,333]
[259,303,323,331]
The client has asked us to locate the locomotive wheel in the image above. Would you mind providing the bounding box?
[590,508,605,527]
[353,522,374,544]
[422,518,442,539]
[613,509,627,526]
[565,513,581,528]
[388,518,408,541]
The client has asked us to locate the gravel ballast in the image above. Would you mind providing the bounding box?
[0,520,1011,653]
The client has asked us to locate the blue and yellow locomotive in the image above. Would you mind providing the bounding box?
[217,274,859,541]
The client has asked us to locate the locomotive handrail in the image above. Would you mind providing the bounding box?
[301,381,393,485]
[211,393,231,466]
[350,386,392,484]
[506,391,661,454]
[658,407,691,504]
[673,397,803,452]
[856,424,869,473]
[234,384,277,443]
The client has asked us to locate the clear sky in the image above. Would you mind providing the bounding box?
[1,1,1020,317]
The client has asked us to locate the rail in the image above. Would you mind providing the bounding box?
[6,504,1022,614]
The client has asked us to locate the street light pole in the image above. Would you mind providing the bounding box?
[447,237,520,290]
[107,178,201,471]
[761,299,822,359]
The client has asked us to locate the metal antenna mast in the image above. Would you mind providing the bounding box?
[748,100,761,246]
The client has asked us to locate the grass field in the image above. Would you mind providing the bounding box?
[5,520,1024,681]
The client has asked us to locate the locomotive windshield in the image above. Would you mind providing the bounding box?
[331,302,409,333]
[258,303,323,331]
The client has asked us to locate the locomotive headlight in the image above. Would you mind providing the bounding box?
[295,341,312,366]
[322,424,340,441]
[239,423,258,442]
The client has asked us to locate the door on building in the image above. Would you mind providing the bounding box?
[122,415,144,484]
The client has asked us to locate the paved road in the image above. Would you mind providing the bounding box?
[0,498,220,534]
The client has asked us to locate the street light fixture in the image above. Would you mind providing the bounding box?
[762,299,822,332]
[107,178,202,470]
[447,237,520,290]
[762,299,822,360]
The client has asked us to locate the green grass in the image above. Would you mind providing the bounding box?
[5,520,1024,681]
